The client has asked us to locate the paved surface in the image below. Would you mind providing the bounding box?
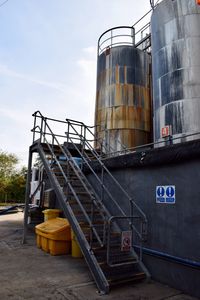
[0,212,198,300]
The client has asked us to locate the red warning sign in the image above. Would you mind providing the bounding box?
[161,125,171,138]
[121,231,132,252]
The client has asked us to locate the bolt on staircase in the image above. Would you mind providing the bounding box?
[23,111,150,294]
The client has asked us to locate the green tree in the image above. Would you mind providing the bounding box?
[0,151,18,178]
[0,150,27,203]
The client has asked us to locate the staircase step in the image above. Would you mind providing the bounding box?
[70,181,84,187]
[100,255,138,266]
[94,248,137,264]
[41,143,62,154]
[79,220,105,227]
[68,191,90,195]
[74,213,104,221]
[100,259,139,274]
[108,272,146,286]
[68,199,92,205]
[73,209,102,215]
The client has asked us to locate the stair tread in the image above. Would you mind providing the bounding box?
[98,254,137,263]
[68,191,90,195]
[108,272,146,285]
[68,200,92,205]
[79,220,105,226]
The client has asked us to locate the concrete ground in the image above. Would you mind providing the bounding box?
[0,212,198,300]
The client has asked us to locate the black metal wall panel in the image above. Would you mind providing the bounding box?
[86,142,200,297]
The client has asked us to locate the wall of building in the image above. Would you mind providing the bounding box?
[86,140,200,297]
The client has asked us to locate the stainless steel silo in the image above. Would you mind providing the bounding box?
[151,0,200,145]
[95,27,152,153]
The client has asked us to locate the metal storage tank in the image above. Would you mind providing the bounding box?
[151,0,200,145]
[95,27,152,154]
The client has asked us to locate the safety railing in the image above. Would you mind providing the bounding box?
[65,118,147,219]
[65,119,128,159]
[100,130,200,159]
[107,215,145,267]
[65,119,131,218]
[97,1,163,56]
[98,26,135,56]
[132,0,162,49]
[32,111,147,257]
[65,118,148,267]
[32,111,107,248]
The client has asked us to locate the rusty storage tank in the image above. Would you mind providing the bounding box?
[151,0,200,145]
[95,26,152,153]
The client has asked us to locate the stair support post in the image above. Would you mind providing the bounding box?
[22,147,33,244]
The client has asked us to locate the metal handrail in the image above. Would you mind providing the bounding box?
[101,128,128,155]
[107,215,144,267]
[65,119,116,156]
[100,130,200,158]
[98,26,135,56]
[65,119,147,223]
[32,111,147,244]
[65,120,148,262]
[65,126,127,219]
[32,113,107,247]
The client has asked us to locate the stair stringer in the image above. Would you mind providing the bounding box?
[36,142,110,294]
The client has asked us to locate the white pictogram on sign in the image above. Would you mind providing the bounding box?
[121,231,132,252]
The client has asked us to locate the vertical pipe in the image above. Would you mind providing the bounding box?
[22,148,33,244]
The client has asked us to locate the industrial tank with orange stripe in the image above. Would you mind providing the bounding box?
[95,27,152,153]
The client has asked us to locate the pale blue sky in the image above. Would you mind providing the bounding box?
[0,0,150,166]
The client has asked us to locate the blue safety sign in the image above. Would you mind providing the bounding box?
[156,186,165,203]
[156,186,175,204]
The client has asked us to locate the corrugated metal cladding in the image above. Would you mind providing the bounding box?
[151,0,200,145]
[95,46,151,153]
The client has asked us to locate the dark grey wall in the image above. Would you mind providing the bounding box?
[86,152,200,298]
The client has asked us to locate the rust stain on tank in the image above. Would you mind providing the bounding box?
[95,46,152,151]
[116,65,119,84]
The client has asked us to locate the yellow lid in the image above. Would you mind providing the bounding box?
[42,209,62,214]
[35,218,69,234]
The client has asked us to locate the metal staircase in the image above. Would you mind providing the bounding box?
[23,111,150,294]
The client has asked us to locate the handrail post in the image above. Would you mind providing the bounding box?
[132,27,135,46]
[22,148,33,244]
[100,167,104,203]
[32,114,37,143]
[83,124,86,153]
[111,29,113,48]
[43,117,47,144]
[107,217,112,266]
[40,117,44,142]
[67,121,69,144]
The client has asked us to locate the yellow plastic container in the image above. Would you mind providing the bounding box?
[42,209,62,221]
[71,229,83,258]
[35,218,71,255]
